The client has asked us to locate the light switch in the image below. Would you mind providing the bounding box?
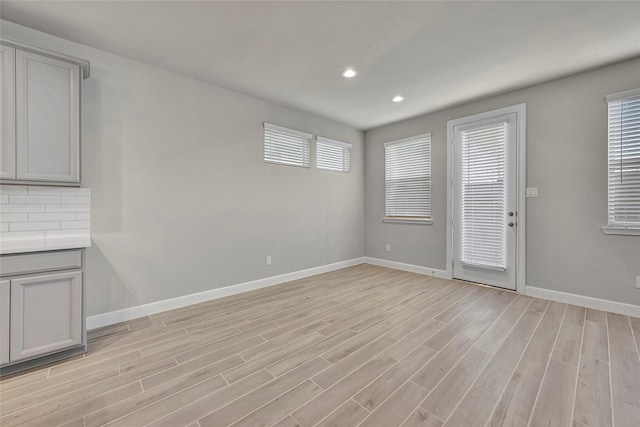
[526,187,539,198]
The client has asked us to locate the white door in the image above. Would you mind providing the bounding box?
[15,50,80,183]
[451,111,519,290]
[0,44,16,180]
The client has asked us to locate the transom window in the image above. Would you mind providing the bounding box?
[263,123,311,168]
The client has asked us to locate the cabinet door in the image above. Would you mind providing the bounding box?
[0,44,16,179]
[10,271,82,362]
[16,50,80,183]
[0,280,9,365]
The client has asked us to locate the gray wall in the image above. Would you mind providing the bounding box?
[366,57,640,305]
[3,19,639,314]
[1,21,365,317]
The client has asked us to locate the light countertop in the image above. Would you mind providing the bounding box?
[0,236,91,255]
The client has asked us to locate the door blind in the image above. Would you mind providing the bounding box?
[384,134,431,218]
[316,137,351,173]
[607,90,640,227]
[264,123,311,167]
[460,122,507,269]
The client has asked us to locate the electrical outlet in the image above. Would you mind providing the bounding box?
[526,187,539,198]
[636,276,640,289]
[266,256,272,266]
[385,244,391,252]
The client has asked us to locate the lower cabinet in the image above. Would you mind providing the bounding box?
[0,280,9,365]
[10,271,82,362]
[0,249,85,374]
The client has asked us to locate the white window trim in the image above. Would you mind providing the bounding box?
[602,226,640,236]
[606,87,640,103]
[317,136,352,150]
[383,217,433,225]
[383,133,432,225]
[602,88,640,236]
[264,122,312,140]
[383,133,429,148]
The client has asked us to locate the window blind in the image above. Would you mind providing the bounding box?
[264,123,311,167]
[460,122,507,270]
[384,134,431,219]
[316,137,351,173]
[607,89,640,228]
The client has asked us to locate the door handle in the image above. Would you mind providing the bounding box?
[508,222,515,227]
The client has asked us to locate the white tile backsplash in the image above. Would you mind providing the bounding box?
[61,220,90,230]
[27,186,77,195]
[9,194,61,204]
[28,212,77,221]
[0,185,90,253]
[0,185,27,195]
[10,221,61,232]
[46,229,89,239]
[0,213,28,223]
[61,196,90,204]
[0,204,46,213]
[46,204,90,213]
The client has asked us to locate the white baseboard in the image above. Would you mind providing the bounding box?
[87,257,366,330]
[87,256,638,331]
[364,257,450,279]
[364,257,639,317]
[525,286,640,318]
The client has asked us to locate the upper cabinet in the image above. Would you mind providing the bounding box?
[0,45,16,180]
[16,51,80,183]
[0,40,88,186]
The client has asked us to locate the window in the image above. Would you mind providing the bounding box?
[384,134,432,223]
[264,123,311,167]
[605,88,640,235]
[316,137,351,173]
[460,120,509,269]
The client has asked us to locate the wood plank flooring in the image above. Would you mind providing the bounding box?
[1,264,639,427]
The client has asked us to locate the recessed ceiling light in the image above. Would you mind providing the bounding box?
[341,68,357,78]
[392,95,405,103]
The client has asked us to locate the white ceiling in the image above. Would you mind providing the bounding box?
[1,1,639,130]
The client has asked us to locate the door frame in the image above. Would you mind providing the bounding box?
[446,103,527,294]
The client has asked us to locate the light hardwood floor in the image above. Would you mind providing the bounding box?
[1,264,639,427]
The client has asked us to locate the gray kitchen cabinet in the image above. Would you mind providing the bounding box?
[0,40,88,185]
[0,249,86,375]
[0,44,15,179]
[15,50,80,183]
[9,270,82,363]
[0,280,9,366]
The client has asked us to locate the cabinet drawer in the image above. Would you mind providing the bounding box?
[0,250,82,277]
